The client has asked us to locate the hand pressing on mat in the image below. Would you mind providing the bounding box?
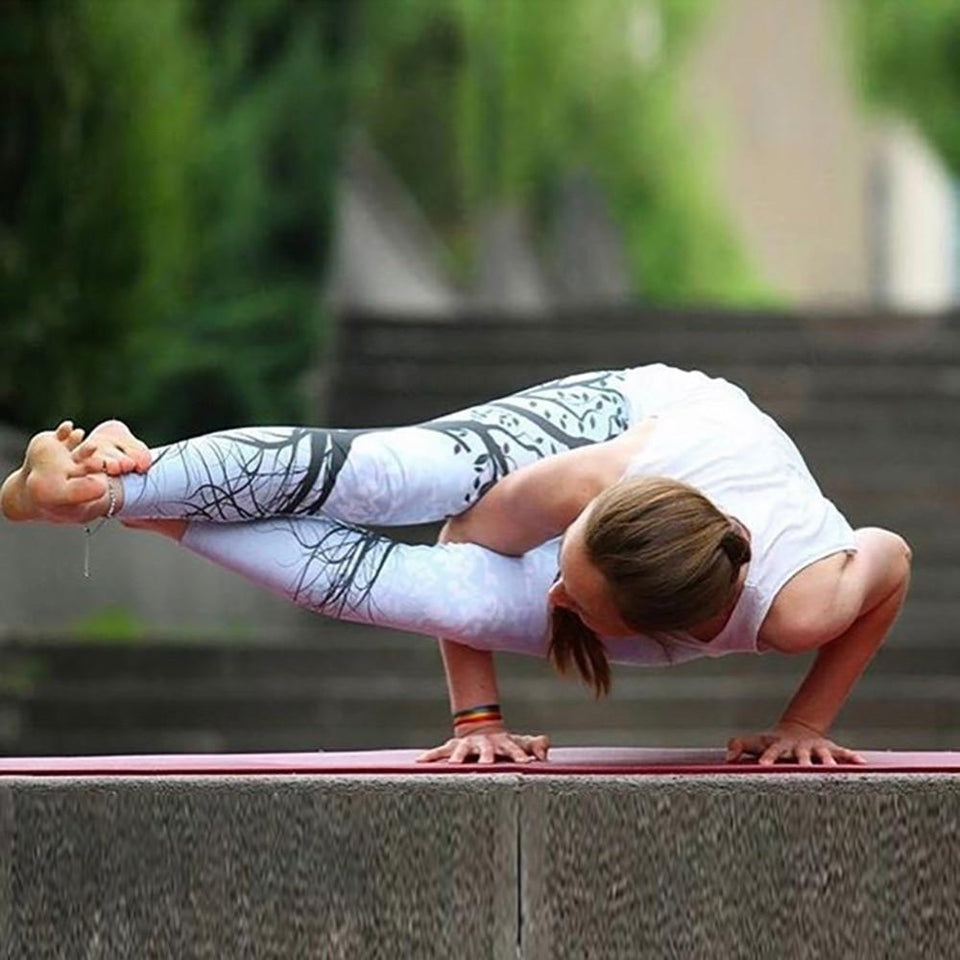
[726,721,866,766]
[416,726,550,765]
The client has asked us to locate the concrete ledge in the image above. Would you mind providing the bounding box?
[4,746,960,776]
[520,774,960,959]
[0,775,518,960]
[2,751,959,958]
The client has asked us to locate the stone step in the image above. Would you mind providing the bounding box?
[0,636,444,686]
[795,436,959,471]
[6,656,960,700]
[4,721,956,756]
[6,685,960,759]
[333,382,960,435]
[334,359,960,399]
[2,591,958,690]
[7,662,960,732]
[342,317,960,366]
[825,496,959,529]
[339,357,960,404]
[3,596,959,689]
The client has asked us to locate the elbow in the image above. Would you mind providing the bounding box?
[880,528,912,582]
[896,532,913,567]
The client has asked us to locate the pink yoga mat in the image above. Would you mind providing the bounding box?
[2,747,960,777]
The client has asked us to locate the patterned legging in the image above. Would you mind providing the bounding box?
[118,370,635,655]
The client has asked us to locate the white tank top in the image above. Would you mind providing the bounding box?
[603,372,857,667]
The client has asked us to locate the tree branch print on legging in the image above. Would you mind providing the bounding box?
[118,370,633,526]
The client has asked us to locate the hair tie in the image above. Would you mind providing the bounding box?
[720,525,751,568]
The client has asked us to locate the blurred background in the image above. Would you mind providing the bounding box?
[1,0,958,756]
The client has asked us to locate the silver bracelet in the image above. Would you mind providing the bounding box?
[83,478,119,579]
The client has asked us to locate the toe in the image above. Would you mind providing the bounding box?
[74,439,98,461]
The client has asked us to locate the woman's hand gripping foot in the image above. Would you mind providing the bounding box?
[1,421,109,524]
[71,421,183,541]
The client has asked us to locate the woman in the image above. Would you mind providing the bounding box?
[1,365,912,765]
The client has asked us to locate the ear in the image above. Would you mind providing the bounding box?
[547,578,575,611]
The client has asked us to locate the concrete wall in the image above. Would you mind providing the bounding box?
[1,772,958,958]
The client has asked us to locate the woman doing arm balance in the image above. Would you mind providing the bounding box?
[1,367,911,765]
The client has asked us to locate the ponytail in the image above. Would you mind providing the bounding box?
[547,606,611,699]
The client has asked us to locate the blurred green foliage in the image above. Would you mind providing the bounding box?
[846,0,960,172]
[353,0,760,301]
[3,0,348,441]
[72,604,147,644]
[3,0,761,441]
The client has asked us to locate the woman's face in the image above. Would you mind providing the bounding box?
[548,503,636,637]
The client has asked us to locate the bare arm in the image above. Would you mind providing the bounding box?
[769,528,912,735]
[729,528,912,764]
[442,420,655,555]
[417,519,549,764]
[418,427,653,763]
[435,424,653,721]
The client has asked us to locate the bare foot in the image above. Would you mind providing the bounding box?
[1,421,110,524]
[72,419,152,477]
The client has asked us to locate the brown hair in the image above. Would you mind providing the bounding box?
[547,476,751,698]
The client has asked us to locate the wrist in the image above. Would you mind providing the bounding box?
[452,702,501,725]
[778,715,825,737]
[452,701,504,736]
[454,719,506,737]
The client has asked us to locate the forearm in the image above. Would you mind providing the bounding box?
[440,431,644,557]
[435,521,507,731]
[779,572,909,735]
[439,638,504,731]
[445,486,567,558]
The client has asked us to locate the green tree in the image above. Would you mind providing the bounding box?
[845,0,960,172]
[149,0,351,438]
[2,0,764,442]
[2,0,350,441]
[349,0,761,302]
[1,0,202,436]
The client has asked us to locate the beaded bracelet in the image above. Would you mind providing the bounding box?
[452,703,503,729]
